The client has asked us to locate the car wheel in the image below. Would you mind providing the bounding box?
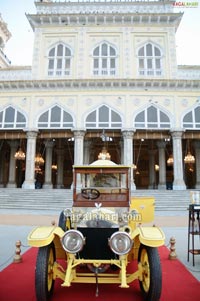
[138,244,162,301]
[35,243,55,301]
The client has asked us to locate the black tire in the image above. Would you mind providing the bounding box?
[35,243,56,301]
[58,210,68,231]
[138,244,162,301]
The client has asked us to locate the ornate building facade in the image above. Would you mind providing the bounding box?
[0,0,200,190]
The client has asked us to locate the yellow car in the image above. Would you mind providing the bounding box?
[28,160,165,301]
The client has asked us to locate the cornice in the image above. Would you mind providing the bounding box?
[0,79,200,91]
[27,12,183,28]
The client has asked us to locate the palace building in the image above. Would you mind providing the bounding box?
[0,0,200,190]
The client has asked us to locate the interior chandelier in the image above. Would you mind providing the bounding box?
[167,154,174,166]
[184,152,195,164]
[35,153,45,165]
[14,148,26,160]
[98,147,111,160]
[184,140,195,164]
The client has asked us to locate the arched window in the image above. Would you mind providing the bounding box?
[134,105,170,129]
[38,105,74,129]
[138,43,162,76]
[86,105,122,128]
[183,106,200,129]
[48,43,72,77]
[93,42,117,76]
[0,106,26,129]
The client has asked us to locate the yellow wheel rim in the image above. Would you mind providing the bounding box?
[140,248,150,292]
[47,248,54,291]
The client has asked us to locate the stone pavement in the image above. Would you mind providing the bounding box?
[0,208,199,281]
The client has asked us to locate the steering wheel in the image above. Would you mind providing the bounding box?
[81,188,100,200]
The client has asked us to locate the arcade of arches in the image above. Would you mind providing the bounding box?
[0,129,200,190]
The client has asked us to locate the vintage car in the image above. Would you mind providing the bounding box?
[28,159,165,301]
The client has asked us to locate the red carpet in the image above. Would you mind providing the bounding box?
[0,246,199,301]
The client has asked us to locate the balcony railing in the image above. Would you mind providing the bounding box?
[0,68,32,81]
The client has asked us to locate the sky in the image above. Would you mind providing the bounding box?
[1,0,200,66]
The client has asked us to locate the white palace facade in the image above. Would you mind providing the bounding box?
[0,0,200,190]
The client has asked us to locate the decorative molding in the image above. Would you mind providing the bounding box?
[27,13,182,28]
[34,1,175,16]
[0,78,200,91]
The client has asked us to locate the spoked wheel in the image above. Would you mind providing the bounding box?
[35,242,56,301]
[81,188,100,200]
[138,244,162,301]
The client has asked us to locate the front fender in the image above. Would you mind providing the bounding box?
[28,226,64,247]
[132,226,165,247]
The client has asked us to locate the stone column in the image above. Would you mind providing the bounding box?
[22,130,38,189]
[72,129,85,189]
[122,129,136,190]
[73,129,85,165]
[56,147,64,189]
[43,140,54,189]
[194,141,200,189]
[6,140,18,188]
[157,141,167,190]
[171,129,186,190]
[148,149,156,189]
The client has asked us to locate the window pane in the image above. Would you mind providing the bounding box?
[160,123,170,128]
[94,59,99,68]
[146,44,152,56]
[138,47,144,56]
[86,123,96,128]
[135,111,144,122]
[155,59,160,69]
[110,46,116,56]
[49,48,55,57]
[63,111,73,123]
[57,59,62,69]
[16,112,26,123]
[135,123,145,128]
[4,123,13,128]
[86,111,96,122]
[147,106,157,122]
[147,59,152,69]
[16,123,25,128]
[155,47,161,56]
[5,107,15,122]
[183,112,192,123]
[102,59,107,68]
[38,123,48,128]
[48,59,54,69]
[195,107,200,122]
[93,47,99,56]
[65,47,71,56]
[65,58,70,69]
[147,123,157,128]
[99,106,109,122]
[51,106,61,122]
[160,111,169,123]
[57,44,63,56]
[111,110,121,122]
[110,58,115,68]
[51,123,60,128]
[0,111,2,122]
[102,43,108,56]
[39,111,49,122]
[99,123,109,127]
[139,59,144,68]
